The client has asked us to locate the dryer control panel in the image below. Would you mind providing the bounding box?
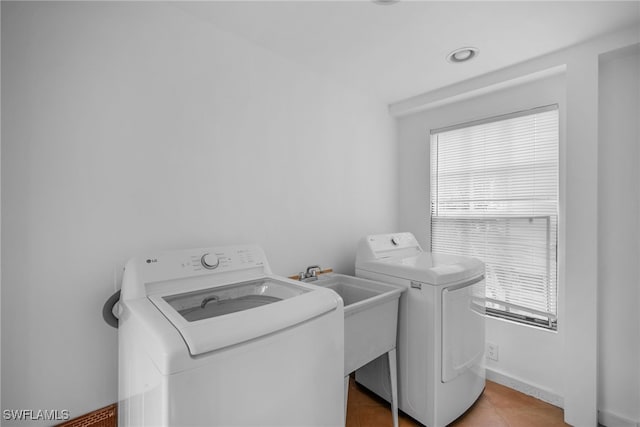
[367,233,420,253]
[356,232,422,261]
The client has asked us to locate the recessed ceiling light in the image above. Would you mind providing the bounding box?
[446,47,479,63]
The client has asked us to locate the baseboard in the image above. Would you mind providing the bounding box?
[486,369,640,427]
[485,368,564,408]
[598,409,640,427]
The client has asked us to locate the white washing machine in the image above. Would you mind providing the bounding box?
[355,232,485,427]
[118,244,344,427]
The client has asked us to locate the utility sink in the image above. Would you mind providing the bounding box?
[313,274,404,375]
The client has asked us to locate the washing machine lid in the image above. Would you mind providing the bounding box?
[149,277,340,356]
[357,252,484,286]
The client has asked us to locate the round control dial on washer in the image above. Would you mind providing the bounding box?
[391,236,400,246]
[201,253,220,269]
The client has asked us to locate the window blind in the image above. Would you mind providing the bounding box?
[430,105,559,329]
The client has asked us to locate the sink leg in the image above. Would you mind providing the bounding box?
[344,375,349,426]
[388,349,399,427]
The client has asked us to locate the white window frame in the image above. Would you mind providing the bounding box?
[429,105,559,330]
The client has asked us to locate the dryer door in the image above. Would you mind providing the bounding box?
[441,276,485,383]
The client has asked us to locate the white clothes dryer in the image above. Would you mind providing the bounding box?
[118,244,344,427]
[355,232,485,427]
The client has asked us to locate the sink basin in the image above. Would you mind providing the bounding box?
[313,274,404,375]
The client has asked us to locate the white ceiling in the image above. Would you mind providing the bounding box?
[174,1,640,104]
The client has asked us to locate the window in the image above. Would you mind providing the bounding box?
[430,105,559,330]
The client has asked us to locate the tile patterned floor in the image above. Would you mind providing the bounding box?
[346,378,571,427]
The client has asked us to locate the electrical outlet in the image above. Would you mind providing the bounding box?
[486,343,499,361]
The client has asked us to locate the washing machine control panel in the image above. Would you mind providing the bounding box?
[185,247,264,273]
[200,253,220,269]
[130,245,268,284]
[123,245,272,300]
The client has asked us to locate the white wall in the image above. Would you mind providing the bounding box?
[0,1,3,414]
[395,27,640,426]
[397,73,567,402]
[0,2,396,424]
[597,45,640,426]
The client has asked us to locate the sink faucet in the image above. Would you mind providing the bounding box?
[299,265,321,282]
